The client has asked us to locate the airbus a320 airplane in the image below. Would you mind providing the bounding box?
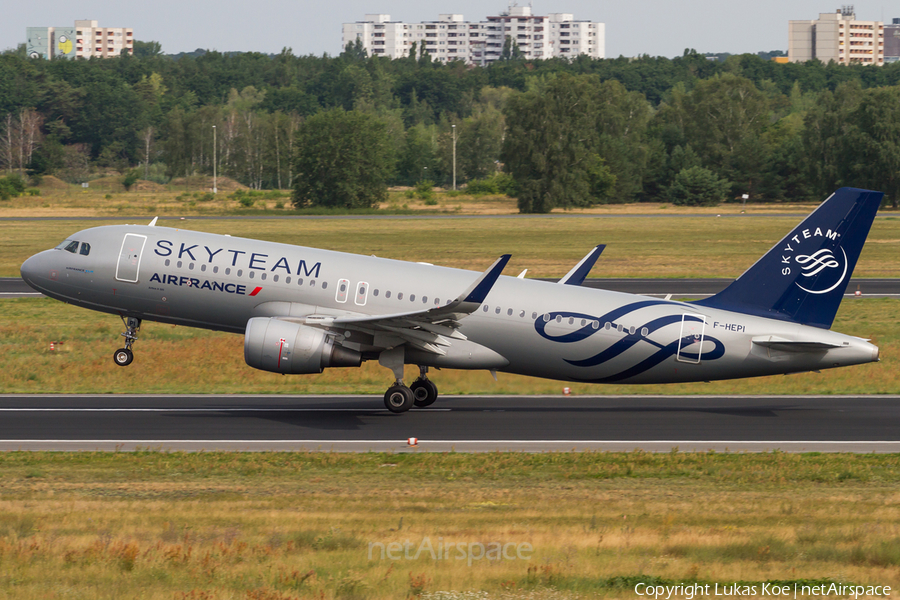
[21,188,882,413]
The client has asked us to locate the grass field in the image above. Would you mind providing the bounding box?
[0,452,899,599]
[0,297,895,395]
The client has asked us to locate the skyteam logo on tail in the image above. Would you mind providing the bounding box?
[780,227,847,295]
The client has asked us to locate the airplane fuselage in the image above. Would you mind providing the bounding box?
[21,224,878,386]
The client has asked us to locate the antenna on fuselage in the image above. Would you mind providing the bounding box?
[148,217,158,227]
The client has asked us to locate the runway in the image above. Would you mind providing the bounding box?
[4,277,899,299]
[1,394,899,452]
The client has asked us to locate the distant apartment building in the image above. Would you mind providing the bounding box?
[341,5,604,65]
[886,18,900,63]
[788,6,884,65]
[26,20,133,59]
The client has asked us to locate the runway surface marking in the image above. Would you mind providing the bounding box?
[0,408,451,412]
[3,439,900,444]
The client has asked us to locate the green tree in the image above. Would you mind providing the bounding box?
[133,41,162,58]
[292,108,395,208]
[668,166,731,206]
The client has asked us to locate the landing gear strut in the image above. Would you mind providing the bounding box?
[113,316,141,367]
[411,366,439,407]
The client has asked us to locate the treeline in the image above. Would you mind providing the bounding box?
[2,43,900,210]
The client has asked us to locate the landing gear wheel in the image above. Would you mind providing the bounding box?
[384,385,415,413]
[113,348,134,367]
[115,316,141,367]
[411,378,439,407]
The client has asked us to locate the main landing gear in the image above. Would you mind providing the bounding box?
[113,316,141,367]
[382,365,439,414]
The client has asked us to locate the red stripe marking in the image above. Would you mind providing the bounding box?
[249,286,263,296]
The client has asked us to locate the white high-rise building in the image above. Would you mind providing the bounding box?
[342,6,604,65]
[26,20,133,60]
[789,7,884,66]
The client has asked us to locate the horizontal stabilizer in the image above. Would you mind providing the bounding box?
[752,335,845,352]
[559,245,605,286]
[695,188,883,329]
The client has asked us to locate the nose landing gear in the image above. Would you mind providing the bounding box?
[113,316,141,367]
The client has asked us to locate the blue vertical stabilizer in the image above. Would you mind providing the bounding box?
[694,188,883,329]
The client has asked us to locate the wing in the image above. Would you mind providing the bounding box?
[299,255,511,355]
[558,245,605,286]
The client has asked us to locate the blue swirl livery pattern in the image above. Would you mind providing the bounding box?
[534,300,725,383]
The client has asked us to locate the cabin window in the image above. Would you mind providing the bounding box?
[592,321,599,329]
[79,242,91,256]
[641,327,649,337]
[310,280,316,287]
[201,264,207,272]
[422,296,428,303]
[237,270,243,277]
[507,308,513,316]
[225,268,231,275]
[322,281,327,289]
[495,306,501,314]
[385,291,391,298]
[285,276,290,284]
[261,273,267,281]
[604,322,611,330]
[629,326,636,335]
[410,294,416,302]
[617,323,624,333]
[272,275,277,282]
[373,289,379,297]
[483,305,489,312]
[543,313,550,322]
[213,266,218,274]
[556,315,562,323]
[569,318,574,325]
[398,292,403,300]
[297,278,304,285]
[189,263,195,270]
[434,298,441,305]
[248,271,255,279]
[532,312,538,319]
[177,261,183,268]
[165,259,171,267]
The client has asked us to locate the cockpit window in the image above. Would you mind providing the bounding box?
[62,241,79,253]
[79,242,91,256]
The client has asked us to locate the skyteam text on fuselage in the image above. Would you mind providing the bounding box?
[20,188,883,413]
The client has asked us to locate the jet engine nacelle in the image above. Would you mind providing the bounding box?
[244,317,361,375]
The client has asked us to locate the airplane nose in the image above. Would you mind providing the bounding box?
[21,251,50,290]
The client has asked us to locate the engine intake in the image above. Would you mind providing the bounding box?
[244,317,361,375]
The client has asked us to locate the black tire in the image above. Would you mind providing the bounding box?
[113,348,134,367]
[411,378,439,407]
[384,385,414,413]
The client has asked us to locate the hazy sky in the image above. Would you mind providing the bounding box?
[4,1,897,58]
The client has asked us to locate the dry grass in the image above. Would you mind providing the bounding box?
[0,452,898,599]
[0,297,895,395]
[0,183,877,219]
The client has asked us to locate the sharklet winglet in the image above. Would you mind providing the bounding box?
[559,245,605,286]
